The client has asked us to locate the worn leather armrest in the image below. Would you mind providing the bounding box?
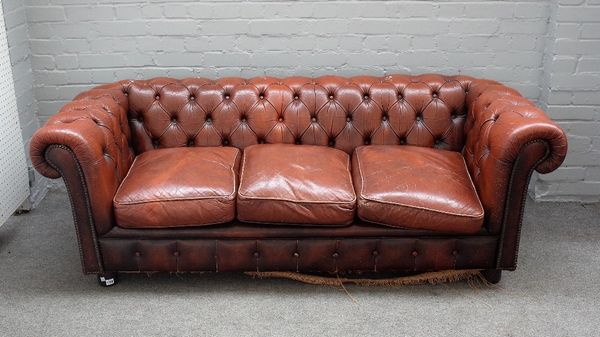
[463,80,568,255]
[30,85,133,236]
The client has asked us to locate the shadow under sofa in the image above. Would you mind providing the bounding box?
[29,74,568,286]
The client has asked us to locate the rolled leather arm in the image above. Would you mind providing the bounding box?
[463,80,568,235]
[30,84,133,235]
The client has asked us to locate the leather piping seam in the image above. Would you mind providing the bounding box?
[237,195,357,205]
[114,149,241,205]
[237,147,356,205]
[358,197,484,219]
[461,154,485,215]
[115,194,236,205]
[117,217,236,229]
[355,216,482,234]
[112,154,140,204]
[355,147,484,219]
[234,220,353,227]
[45,144,104,274]
[495,139,550,269]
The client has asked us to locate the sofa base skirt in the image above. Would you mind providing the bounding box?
[98,237,498,273]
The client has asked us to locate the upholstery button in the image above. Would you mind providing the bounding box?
[451,113,457,119]
[329,95,334,100]
[382,115,388,121]
[416,115,422,121]
[332,252,339,258]
[259,94,264,100]
[364,139,370,145]
[346,116,352,122]
[254,252,259,258]
[171,117,177,123]
[173,251,180,257]
[293,252,299,257]
[311,117,317,122]
[363,94,369,100]
[189,95,195,101]
[328,140,335,147]
[278,117,284,122]
[135,251,141,257]
[295,139,302,145]
[294,95,299,100]
[224,94,230,100]
[152,139,159,146]
[123,92,128,96]
[400,138,406,144]
[435,139,442,145]
[411,251,418,257]
[432,93,438,98]
[187,139,195,146]
[241,117,247,123]
[223,139,229,145]
[155,95,160,100]
[258,139,265,144]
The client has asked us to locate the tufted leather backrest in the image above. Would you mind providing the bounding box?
[115,74,477,154]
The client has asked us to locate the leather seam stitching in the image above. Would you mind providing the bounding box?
[118,217,235,229]
[237,146,356,204]
[238,195,356,205]
[115,195,236,205]
[114,148,241,206]
[355,147,484,219]
[359,198,484,219]
[462,154,485,215]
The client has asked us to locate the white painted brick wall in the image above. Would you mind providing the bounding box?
[1,0,47,208]
[2,0,38,155]
[24,0,550,124]
[3,0,599,201]
[537,0,600,201]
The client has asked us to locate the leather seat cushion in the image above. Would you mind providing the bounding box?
[237,144,356,225]
[352,145,484,234]
[114,147,241,228]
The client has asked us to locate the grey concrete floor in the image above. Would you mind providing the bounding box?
[0,190,599,337]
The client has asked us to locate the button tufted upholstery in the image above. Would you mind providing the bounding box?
[114,147,240,228]
[237,144,356,225]
[119,75,470,154]
[29,73,568,282]
[463,80,568,233]
[352,145,484,233]
[30,86,132,235]
[98,237,498,273]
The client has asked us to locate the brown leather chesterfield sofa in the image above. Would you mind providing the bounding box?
[30,74,567,286]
